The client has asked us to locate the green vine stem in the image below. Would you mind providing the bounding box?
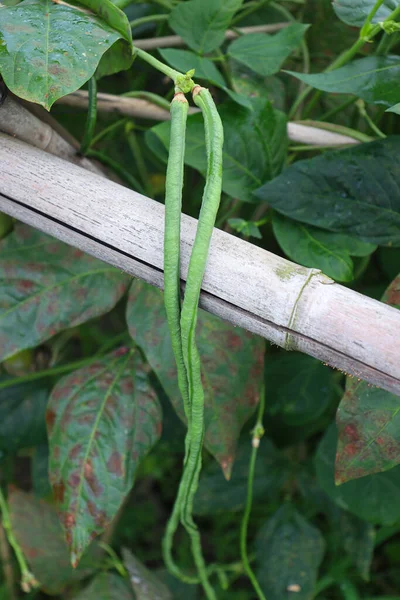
[134,47,196,93]
[0,488,38,593]
[130,14,168,30]
[80,76,97,155]
[85,149,145,193]
[240,384,267,600]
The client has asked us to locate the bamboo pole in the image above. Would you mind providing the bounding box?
[1,133,398,396]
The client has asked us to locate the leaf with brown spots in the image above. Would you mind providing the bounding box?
[335,275,400,484]
[0,0,132,110]
[8,489,101,595]
[47,348,162,566]
[0,224,131,362]
[72,572,134,600]
[126,280,265,478]
[122,549,172,600]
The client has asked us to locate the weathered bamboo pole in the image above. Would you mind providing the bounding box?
[1,133,399,396]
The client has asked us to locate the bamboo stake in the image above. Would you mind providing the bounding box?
[0,134,398,396]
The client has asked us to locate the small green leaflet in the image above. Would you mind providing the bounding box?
[169,0,243,54]
[286,56,400,107]
[228,23,309,77]
[255,137,400,246]
[122,549,172,600]
[0,0,131,109]
[272,213,376,282]
[332,0,400,27]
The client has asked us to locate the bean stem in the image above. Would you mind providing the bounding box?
[80,76,97,155]
[240,384,267,600]
[85,150,145,194]
[130,14,168,29]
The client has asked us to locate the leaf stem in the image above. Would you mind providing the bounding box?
[91,118,129,147]
[240,383,267,600]
[0,488,38,593]
[130,14,168,29]
[85,149,145,193]
[133,48,181,82]
[80,76,97,155]
[231,0,272,25]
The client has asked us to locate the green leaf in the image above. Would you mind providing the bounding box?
[126,280,265,478]
[0,224,130,362]
[0,0,129,109]
[72,572,134,600]
[256,505,325,600]
[147,99,287,203]
[194,439,288,515]
[228,23,309,77]
[32,444,52,499]
[158,48,226,87]
[316,423,400,524]
[156,570,200,600]
[264,353,336,426]
[47,348,162,566]
[254,137,400,246]
[332,0,400,27]
[168,0,243,54]
[286,56,400,107]
[228,218,262,239]
[0,378,49,456]
[75,0,132,42]
[272,213,376,282]
[382,271,400,307]
[8,489,101,595]
[123,549,172,600]
[331,509,375,580]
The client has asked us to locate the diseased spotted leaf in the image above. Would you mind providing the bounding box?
[126,280,265,478]
[0,0,132,110]
[317,424,400,525]
[72,572,134,600]
[256,506,325,600]
[0,224,130,362]
[47,348,162,566]
[122,548,172,600]
[335,276,400,484]
[8,489,101,595]
[0,378,49,456]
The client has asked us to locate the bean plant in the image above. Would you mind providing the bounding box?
[0,0,400,599]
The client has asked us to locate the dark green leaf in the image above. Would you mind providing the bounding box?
[331,509,375,580]
[32,444,52,499]
[230,61,286,111]
[156,570,200,600]
[379,247,400,280]
[0,378,48,456]
[73,572,134,600]
[0,0,128,109]
[272,213,376,282]
[264,352,336,426]
[8,489,101,595]
[75,0,132,42]
[332,0,399,27]
[147,100,287,202]
[126,280,265,478]
[158,48,226,88]
[286,56,400,107]
[228,23,309,76]
[96,38,134,80]
[254,138,400,246]
[194,439,288,515]
[47,348,162,566]
[256,505,325,600]
[0,224,130,362]
[123,549,172,600]
[316,423,400,524]
[168,0,243,53]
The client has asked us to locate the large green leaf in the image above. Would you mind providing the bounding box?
[47,348,162,566]
[254,137,400,246]
[0,0,131,109]
[256,506,325,600]
[147,99,287,203]
[73,573,134,600]
[316,424,400,524]
[272,213,376,282]
[228,23,309,77]
[168,0,243,53]
[335,276,400,484]
[123,549,172,600]
[194,439,288,515]
[332,0,400,27]
[0,224,130,362]
[0,379,49,457]
[8,489,101,595]
[286,56,400,107]
[264,353,336,426]
[126,281,265,478]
